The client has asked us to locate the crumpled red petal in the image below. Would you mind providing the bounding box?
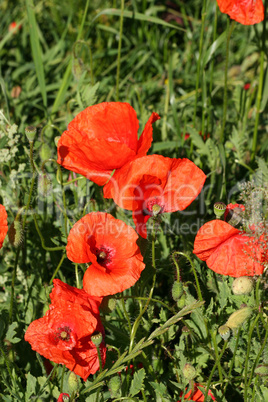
[193,220,265,277]
[217,0,264,25]
[137,112,160,157]
[0,204,8,249]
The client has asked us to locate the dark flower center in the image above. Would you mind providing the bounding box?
[53,326,77,350]
[96,246,111,267]
[145,199,164,216]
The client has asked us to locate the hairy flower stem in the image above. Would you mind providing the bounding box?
[116,0,125,101]
[251,3,266,161]
[96,345,103,373]
[128,220,157,353]
[193,0,207,129]
[173,252,203,301]
[220,20,235,143]
[204,340,228,400]
[223,327,242,394]
[33,213,65,252]
[243,314,260,401]
[207,4,218,133]
[9,248,20,324]
[60,366,65,393]
[49,253,66,285]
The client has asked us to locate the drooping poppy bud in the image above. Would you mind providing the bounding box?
[225,307,252,329]
[171,282,184,301]
[183,363,196,380]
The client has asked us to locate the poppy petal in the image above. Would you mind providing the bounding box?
[163,158,206,212]
[217,0,264,25]
[0,204,8,249]
[137,112,160,157]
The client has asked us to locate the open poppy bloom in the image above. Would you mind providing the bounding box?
[0,204,8,249]
[57,102,160,186]
[178,383,216,401]
[66,212,145,296]
[216,0,264,25]
[103,155,206,238]
[25,280,106,381]
[193,204,267,277]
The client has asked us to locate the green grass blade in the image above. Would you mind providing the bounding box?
[91,8,186,32]
[25,0,47,109]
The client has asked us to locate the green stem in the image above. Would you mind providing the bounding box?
[251,0,266,161]
[193,0,207,128]
[220,20,235,143]
[204,341,228,400]
[210,330,223,382]
[33,213,65,251]
[57,165,68,236]
[129,220,157,353]
[116,0,125,101]
[75,263,80,288]
[208,4,217,133]
[60,366,65,393]
[243,314,260,401]
[49,253,66,285]
[96,346,103,373]
[121,299,132,335]
[9,249,20,323]
[223,327,242,394]
[173,252,203,301]
[115,295,174,313]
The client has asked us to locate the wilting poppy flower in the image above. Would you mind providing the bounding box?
[216,0,264,25]
[66,212,145,296]
[178,383,216,401]
[25,280,106,381]
[57,394,70,402]
[193,204,267,277]
[103,155,206,238]
[57,102,160,186]
[0,204,8,249]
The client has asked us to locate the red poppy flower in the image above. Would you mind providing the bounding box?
[25,280,106,381]
[0,204,8,249]
[244,83,251,90]
[216,0,264,25]
[103,155,206,238]
[57,394,70,402]
[193,206,267,277]
[57,102,160,186]
[178,383,216,401]
[66,212,145,296]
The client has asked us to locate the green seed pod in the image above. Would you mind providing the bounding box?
[214,202,226,219]
[68,371,79,394]
[218,325,231,340]
[177,293,186,309]
[25,125,36,142]
[255,365,268,377]
[171,281,184,301]
[39,143,51,161]
[8,220,23,248]
[225,207,243,227]
[232,277,254,295]
[152,204,162,216]
[182,363,196,380]
[108,376,121,398]
[91,332,103,346]
[54,136,60,147]
[225,307,252,329]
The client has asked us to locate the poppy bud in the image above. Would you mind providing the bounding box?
[214,202,226,219]
[25,125,37,142]
[91,332,103,346]
[218,325,231,340]
[177,293,186,309]
[39,143,51,161]
[225,307,252,329]
[171,281,183,301]
[183,363,196,380]
[8,220,23,248]
[100,296,117,314]
[68,371,79,394]
[108,375,121,397]
[255,365,268,377]
[54,136,60,147]
[232,277,253,295]
[225,207,243,227]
